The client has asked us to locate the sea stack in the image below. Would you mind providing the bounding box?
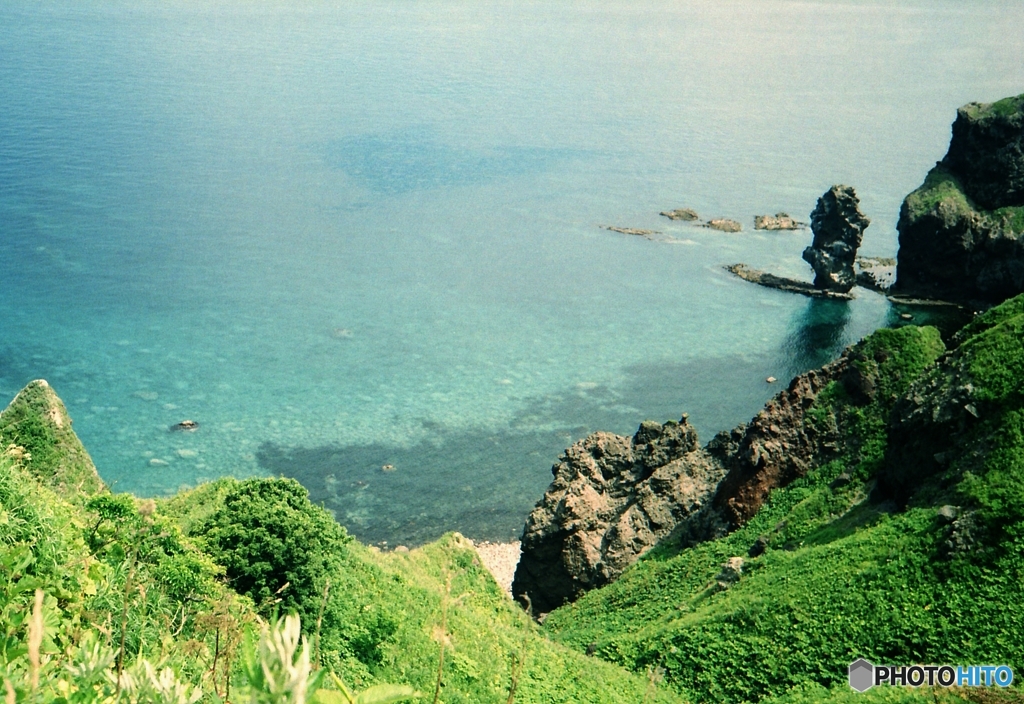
[801,185,870,293]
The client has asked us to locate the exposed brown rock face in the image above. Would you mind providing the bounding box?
[511,416,725,614]
[711,358,847,527]
[801,185,871,293]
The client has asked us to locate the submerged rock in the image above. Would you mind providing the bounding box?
[602,225,662,238]
[894,94,1024,304]
[660,208,700,221]
[170,419,199,432]
[801,185,870,293]
[724,263,854,300]
[512,415,726,614]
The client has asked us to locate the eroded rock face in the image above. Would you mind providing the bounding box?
[801,185,870,293]
[894,95,1024,304]
[511,416,725,614]
[711,356,847,527]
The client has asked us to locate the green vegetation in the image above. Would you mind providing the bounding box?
[965,93,1024,119]
[902,165,973,222]
[4,297,1024,702]
[0,379,103,497]
[902,164,1024,236]
[0,393,680,702]
[991,206,1024,235]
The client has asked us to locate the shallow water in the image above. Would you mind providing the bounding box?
[1,0,1022,544]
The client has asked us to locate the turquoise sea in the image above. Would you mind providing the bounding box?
[2,0,1023,544]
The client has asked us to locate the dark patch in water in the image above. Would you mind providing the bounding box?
[257,427,567,547]
[325,127,576,195]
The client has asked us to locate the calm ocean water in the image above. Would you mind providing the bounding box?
[2,0,1022,544]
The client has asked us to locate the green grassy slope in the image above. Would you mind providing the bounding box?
[1,385,681,703]
[0,379,104,497]
[5,294,1024,702]
[164,477,685,703]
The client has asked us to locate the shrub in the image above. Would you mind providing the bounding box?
[196,478,351,625]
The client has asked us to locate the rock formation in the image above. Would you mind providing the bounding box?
[724,263,854,300]
[801,185,870,293]
[893,93,1024,304]
[943,95,1024,211]
[511,416,726,613]
[710,357,847,527]
[706,218,742,233]
[660,208,700,221]
[754,213,806,231]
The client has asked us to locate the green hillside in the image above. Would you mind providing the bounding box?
[4,297,1024,702]
[0,388,680,702]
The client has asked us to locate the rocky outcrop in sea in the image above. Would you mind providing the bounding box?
[754,213,806,231]
[893,93,1024,304]
[801,185,870,293]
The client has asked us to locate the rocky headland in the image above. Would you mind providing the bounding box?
[893,93,1024,304]
[512,416,726,613]
[512,336,900,611]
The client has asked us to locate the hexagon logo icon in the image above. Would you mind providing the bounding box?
[849,659,874,692]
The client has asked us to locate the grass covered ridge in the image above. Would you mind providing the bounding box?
[902,164,1024,236]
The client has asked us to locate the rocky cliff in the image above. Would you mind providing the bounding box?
[894,93,1024,304]
[513,362,847,613]
[511,416,725,613]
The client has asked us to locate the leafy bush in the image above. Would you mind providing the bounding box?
[195,478,351,624]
